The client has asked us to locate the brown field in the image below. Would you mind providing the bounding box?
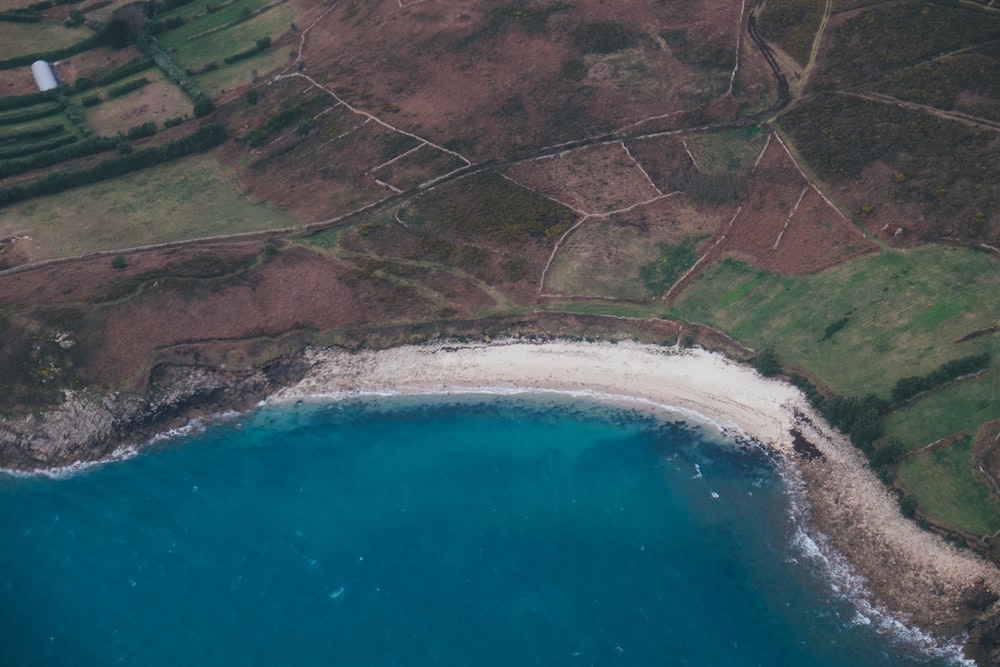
[55,46,145,87]
[719,134,876,273]
[219,0,772,210]
[0,239,500,389]
[543,193,727,299]
[371,143,468,192]
[503,142,664,215]
[82,71,192,136]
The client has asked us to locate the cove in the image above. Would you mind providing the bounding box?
[0,395,965,665]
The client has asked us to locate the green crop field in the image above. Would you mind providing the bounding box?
[669,247,1000,397]
[0,21,91,59]
[160,3,297,72]
[194,47,292,97]
[883,372,1000,451]
[898,435,1000,536]
[157,0,275,30]
[0,154,296,259]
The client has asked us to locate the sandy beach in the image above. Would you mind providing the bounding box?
[272,338,1000,647]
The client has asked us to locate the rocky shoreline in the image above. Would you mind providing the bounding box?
[0,355,312,472]
[3,340,1000,665]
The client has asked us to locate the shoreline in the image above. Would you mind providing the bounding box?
[269,339,1000,658]
[4,336,1000,662]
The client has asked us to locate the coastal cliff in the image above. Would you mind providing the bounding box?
[0,356,311,472]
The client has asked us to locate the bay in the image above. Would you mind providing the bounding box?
[0,395,963,665]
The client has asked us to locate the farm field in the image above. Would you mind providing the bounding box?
[76,68,192,136]
[0,21,91,59]
[0,154,296,260]
[669,247,1000,398]
[158,2,297,74]
[883,374,1000,452]
[194,46,292,97]
[897,435,1000,537]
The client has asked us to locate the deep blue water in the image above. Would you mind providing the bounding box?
[0,395,966,666]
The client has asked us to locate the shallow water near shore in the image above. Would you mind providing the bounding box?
[0,395,967,665]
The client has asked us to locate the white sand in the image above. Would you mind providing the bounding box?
[272,338,1000,635]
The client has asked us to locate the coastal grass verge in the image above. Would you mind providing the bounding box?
[0,154,296,260]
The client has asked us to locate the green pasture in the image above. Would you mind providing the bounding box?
[0,21,91,60]
[0,154,296,259]
[158,0,274,27]
[160,3,296,71]
[898,435,1000,536]
[669,246,1000,397]
[194,47,292,96]
[883,372,1000,451]
[684,126,767,172]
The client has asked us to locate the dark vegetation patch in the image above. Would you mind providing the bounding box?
[668,167,745,203]
[411,171,576,243]
[639,237,704,296]
[572,22,638,54]
[779,94,999,241]
[452,2,571,51]
[891,353,991,404]
[814,2,1000,89]
[660,28,733,71]
[757,0,823,65]
[878,54,1000,123]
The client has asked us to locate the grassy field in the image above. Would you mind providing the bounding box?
[157,0,275,27]
[669,246,1000,397]
[194,47,293,97]
[883,372,1000,451]
[75,69,192,136]
[160,3,297,72]
[898,435,1000,536]
[0,21,91,59]
[684,126,767,172]
[0,154,297,259]
[544,218,706,300]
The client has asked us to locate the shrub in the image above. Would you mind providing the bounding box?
[108,77,149,98]
[126,121,157,139]
[111,255,127,270]
[245,89,259,106]
[753,348,780,377]
[246,128,266,147]
[81,94,101,107]
[573,22,637,54]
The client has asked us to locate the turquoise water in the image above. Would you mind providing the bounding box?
[0,395,965,666]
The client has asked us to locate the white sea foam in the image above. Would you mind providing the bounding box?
[780,463,975,665]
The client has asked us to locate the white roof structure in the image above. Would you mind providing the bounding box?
[31,60,58,91]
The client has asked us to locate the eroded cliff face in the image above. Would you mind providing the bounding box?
[0,357,313,472]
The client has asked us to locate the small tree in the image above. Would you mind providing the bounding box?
[111,255,127,270]
[245,88,259,106]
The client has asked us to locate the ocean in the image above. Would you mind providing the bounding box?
[0,394,968,665]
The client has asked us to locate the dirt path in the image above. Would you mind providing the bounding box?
[845,91,1000,133]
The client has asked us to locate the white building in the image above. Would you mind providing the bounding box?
[31,60,58,91]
